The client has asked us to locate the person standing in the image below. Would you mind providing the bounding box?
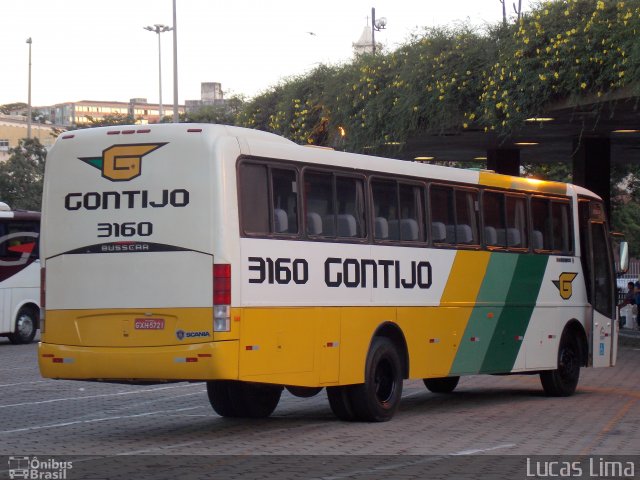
[618,281,636,327]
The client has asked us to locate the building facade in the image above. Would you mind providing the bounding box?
[0,115,61,162]
[185,82,226,114]
[40,98,186,127]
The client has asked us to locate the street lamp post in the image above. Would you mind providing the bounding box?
[144,24,173,121]
[26,37,32,139]
[371,8,387,55]
[172,0,179,123]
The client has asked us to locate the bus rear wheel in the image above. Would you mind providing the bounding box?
[8,307,38,345]
[349,337,403,422]
[540,332,581,397]
[207,380,283,418]
[423,376,459,393]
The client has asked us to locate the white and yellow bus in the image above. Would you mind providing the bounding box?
[39,124,624,421]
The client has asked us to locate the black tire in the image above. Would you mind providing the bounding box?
[326,386,358,421]
[540,332,581,397]
[207,380,282,418]
[207,381,239,417]
[423,376,460,393]
[8,307,38,345]
[350,337,403,422]
[285,386,323,398]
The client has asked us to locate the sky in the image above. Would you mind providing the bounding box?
[2,0,531,108]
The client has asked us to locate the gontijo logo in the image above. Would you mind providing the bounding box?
[553,272,578,300]
[79,143,167,181]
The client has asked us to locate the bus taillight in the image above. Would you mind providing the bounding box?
[213,264,231,332]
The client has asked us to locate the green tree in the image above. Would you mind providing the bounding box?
[184,95,246,125]
[0,103,27,115]
[522,162,572,182]
[82,113,137,127]
[0,138,47,211]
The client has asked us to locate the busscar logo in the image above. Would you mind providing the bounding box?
[553,272,578,300]
[79,143,167,181]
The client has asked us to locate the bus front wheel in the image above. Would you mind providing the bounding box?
[350,337,403,422]
[8,307,38,345]
[540,332,581,397]
[207,380,282,418]
[423,376,460,393]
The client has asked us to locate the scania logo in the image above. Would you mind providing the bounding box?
[175,330,211,341]
[79,143,167,182]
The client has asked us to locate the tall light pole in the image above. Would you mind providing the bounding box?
[144,24,172,121]
[26,37,32,139]
[371,8,387,55]
[172,0,179,123]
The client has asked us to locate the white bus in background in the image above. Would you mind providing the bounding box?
[0,202,40,344]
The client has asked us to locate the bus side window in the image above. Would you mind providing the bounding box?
[482,191,506,248]
[371,179,396,240]
[530,197,550,251]
[271,168,298,234]
[304,171,333,237]
[398,183,423,242]
[3,221,40,258]
[304,171,365,240]
[430,185,455,245]
[239,162,299,236]
[335,175,366,238]
[551,201,572,254]
[239,163,269,235]
[506,195,527,249]
[455,189,479,245]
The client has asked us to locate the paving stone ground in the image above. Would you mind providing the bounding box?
[0,336,638,479]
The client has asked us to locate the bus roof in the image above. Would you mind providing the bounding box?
[55,123,598,199]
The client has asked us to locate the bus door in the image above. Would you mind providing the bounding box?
[578,199,616,367]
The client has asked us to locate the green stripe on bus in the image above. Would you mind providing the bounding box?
[449,253,518,375]
[479,254,549,373]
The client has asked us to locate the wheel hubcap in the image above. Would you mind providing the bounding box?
[374,358,396,405]
[17,314,34,338]
[559,345,578,382]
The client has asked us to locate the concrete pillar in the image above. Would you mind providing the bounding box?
[487,148,521,177]
[572,136,611,216]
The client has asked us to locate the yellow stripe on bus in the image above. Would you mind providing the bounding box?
[479,172,567,196]
[412,250,491,377]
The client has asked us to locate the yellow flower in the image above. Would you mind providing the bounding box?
[580,82,587,89]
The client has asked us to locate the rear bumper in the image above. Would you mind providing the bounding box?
[38,340,239,381]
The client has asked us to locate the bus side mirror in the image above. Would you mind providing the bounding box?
[619,241,629,274]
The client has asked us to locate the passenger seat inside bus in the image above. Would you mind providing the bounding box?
[532,230,544,250]
[274,208,288,233]
[306,212,323,235]
[388,219,418,241]
[484,226,498,246]
[431,222,447,243]
[337,214,357,237]
[446,224,473,244]
[375,217,389,240]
